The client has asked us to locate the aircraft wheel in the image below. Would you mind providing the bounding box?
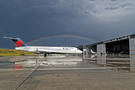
[44,54,47,57]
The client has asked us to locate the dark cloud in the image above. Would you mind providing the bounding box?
[0,0,135,49]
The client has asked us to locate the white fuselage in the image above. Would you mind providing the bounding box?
[15,46,82,54]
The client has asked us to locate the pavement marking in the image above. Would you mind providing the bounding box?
[15,64,40,90]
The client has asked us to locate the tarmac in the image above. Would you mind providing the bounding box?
[0,54,135,90]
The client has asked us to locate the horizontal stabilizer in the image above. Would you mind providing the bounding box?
[4,37,14,39]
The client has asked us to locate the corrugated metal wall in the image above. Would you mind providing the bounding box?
[129,38,135,54]
[97,44,106,55]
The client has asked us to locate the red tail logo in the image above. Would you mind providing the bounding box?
[14,41,23,47]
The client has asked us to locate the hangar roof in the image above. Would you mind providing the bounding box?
[86,34,135,47]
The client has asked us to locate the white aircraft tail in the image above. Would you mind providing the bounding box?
[91,49,95,54]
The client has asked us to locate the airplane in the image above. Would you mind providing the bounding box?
[83,49,96,54]
[90,49,95,54]
[4,37,82,57]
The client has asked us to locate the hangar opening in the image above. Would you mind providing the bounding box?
[106,39,129,54]
[83,34,135,56]
[88,45,97,53]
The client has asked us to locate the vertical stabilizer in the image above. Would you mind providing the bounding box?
[4,37,27,47]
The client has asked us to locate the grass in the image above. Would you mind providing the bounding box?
[0,48,35,57]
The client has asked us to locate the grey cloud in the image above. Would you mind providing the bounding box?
[105,2,134,10]
[105,7,119,10]
[4,0,134,22]
[44,0,135,22]
[1,0,135,49]
[28,0,81,18]
[87,0,135,22]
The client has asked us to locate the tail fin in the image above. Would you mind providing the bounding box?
[91,49,95,54]
[4,37,27,47]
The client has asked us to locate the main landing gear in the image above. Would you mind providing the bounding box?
[44,54,47,58]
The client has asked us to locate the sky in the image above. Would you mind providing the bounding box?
[1,0,135,49]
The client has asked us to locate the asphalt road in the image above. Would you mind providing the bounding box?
[0,55,135,90]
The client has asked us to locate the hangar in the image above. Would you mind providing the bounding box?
[83,34,135,55]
